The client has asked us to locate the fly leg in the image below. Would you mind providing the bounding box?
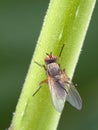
[61,69,71,84]
[32,61,47,96]
[34,61,46,71]
[32,79,48,96]
[58,44,65,57]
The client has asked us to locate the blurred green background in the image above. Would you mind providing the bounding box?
[0,0,98,130]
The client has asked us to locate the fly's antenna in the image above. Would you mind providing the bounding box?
[46,52,52,58]
[46,52,49,56]
[59,44,65,58]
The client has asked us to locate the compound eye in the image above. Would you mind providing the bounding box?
[53,56,57,61]
[45,57,50,64]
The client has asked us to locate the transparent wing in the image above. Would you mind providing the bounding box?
[66,83,82,110]
[48,78,67,112]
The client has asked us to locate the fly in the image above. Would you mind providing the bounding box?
[33,45,82,112]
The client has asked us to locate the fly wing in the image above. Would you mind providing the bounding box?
[48,78,67,112]
[66,83,82,110]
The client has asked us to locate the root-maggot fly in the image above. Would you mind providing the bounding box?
[33,46,82,112]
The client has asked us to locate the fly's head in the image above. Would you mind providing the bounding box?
[44,52,57,65]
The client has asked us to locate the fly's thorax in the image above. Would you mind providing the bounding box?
[46,63,61,77]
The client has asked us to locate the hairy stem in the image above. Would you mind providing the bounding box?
[9,0,96,130]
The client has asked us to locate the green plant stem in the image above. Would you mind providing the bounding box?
[9,0,96,130]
